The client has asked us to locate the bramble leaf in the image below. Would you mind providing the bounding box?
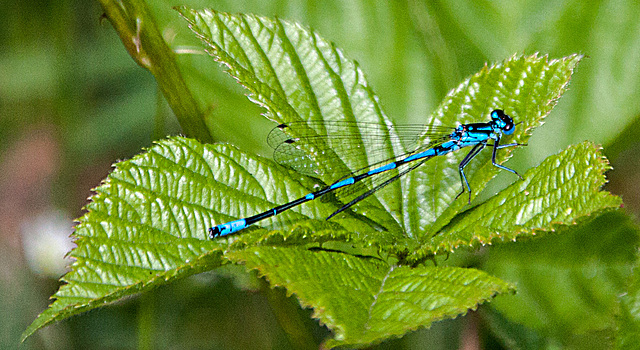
[413,142,622,260]
[228,247,514,347]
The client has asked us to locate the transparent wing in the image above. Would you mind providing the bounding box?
[268,120,455,180]
[267,120,454,209]
[325,136,449,205]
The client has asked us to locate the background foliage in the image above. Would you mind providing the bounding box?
[2,0,640,349]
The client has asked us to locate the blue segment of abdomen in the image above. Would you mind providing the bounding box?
[437,140,459,153]
[404,141,462,162]
[330,178,355,189]
[367,162,397,175]
[404,148,436,162]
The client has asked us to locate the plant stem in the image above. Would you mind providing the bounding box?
[98,0,213,142]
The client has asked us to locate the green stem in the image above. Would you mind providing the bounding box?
[98,0,213,142]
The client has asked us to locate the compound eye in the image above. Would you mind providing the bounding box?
[503,121,515,135]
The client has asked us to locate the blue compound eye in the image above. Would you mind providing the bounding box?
[503,122,515,135]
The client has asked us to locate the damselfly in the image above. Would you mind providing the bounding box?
[209,109,524,238]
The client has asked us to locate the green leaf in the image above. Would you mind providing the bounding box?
[483,210,639,348]
[414,142,622,260]
[20,137,366,341]
[176,6,404,232]
[227,246,514,348]
[410,53,583,236]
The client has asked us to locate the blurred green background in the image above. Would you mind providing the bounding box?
[2,0,639,349]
